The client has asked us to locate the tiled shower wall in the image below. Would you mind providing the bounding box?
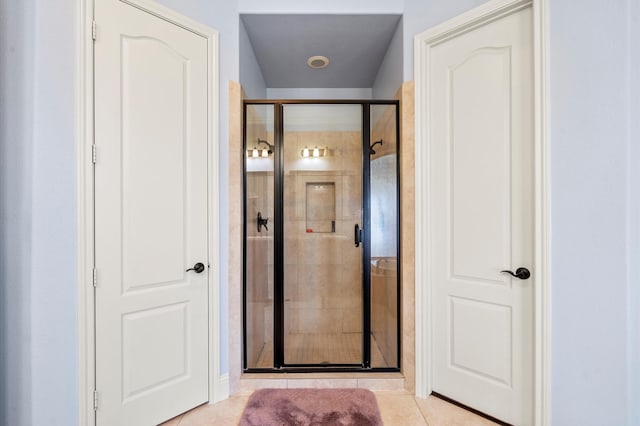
[245,125,364,366]
[283,131,363,338]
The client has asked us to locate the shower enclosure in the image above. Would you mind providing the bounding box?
[243,101,399,372]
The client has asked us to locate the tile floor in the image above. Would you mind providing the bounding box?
[160,392,499,425]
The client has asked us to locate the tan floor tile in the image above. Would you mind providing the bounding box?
[176,394,250,426]
[287,378,358,388]
[162,390,504,426]
[415,396,499,426]
[375,391,428,425]
[159,414,182,426]
[238,378,288,393]
[358,378,405,391]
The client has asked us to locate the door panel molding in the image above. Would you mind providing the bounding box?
[77,1,220,424]
[414,0,550,424]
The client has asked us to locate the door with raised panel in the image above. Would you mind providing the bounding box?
[94,0,209,424]
[428,5,534,424]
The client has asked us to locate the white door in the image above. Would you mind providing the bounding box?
[428,6,533,425]
[94,0,209,424]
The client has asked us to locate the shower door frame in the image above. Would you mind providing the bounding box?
[242,99,401,373]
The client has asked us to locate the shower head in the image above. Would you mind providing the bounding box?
[369,139,383,155]
[257,138,274,154]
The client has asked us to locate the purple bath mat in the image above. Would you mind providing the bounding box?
[239,388,383,426]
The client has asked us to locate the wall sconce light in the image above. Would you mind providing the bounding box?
[301,146,326,158]
[247,138,274,158]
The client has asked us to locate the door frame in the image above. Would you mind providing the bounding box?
[241,100,402,372]
[76,1,221,424]
[413,0,550,424]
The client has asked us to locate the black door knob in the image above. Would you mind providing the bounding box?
[186,262,205,273]
[501,267,531,280]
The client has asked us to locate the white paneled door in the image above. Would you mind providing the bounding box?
[428,5,534,425]
[94,0,209,424]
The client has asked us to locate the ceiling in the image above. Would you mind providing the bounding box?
[241,14,402,88]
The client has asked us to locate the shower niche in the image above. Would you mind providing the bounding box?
[243,101,400,372]
[305,182,335,233]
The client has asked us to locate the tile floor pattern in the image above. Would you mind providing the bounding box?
[160,392,499,425]
[255,333,388,368]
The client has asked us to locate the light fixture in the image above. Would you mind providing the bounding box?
[307,55,329,69]
[246,138,274,158]
[301,146,326,158]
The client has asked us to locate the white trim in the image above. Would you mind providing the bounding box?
[413,14,430,394]
[413,0,551,425]
[203,21,225,404]
[77,0,95,424]
[215,373,230,401]
[532,0,551,423]
[77,1,222,424]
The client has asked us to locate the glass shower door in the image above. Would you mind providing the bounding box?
[281,104,363,366]
[369,104,399,368]
[244,104,275,369]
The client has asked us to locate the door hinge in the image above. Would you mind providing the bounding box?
[92,144,97,164]
[92,268,97,287]
[92,21,97,41]
[93,390,99,410]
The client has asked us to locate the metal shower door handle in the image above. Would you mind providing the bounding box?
[354,224,363,247]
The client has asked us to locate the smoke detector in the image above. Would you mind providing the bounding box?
[307,55,329,69]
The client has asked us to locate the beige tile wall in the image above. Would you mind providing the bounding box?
[399,82,416,393]
[283,131,362,343]
[228,81,243,392]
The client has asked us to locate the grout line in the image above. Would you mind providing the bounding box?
[412,396,431,426]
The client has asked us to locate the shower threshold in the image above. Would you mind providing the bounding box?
[238,370,406,393]
[254,332,389,369]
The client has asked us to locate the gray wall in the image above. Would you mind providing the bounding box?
[0,1,34,425]
[549,1,631,423]
[372,19,403,99]
[628,0,640,424]
[266,88,372,99]
[239,18,267,99]
[1,0,77,424]
[30,1,79,424]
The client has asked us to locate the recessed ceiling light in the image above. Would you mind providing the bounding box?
[307,55,329,69]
